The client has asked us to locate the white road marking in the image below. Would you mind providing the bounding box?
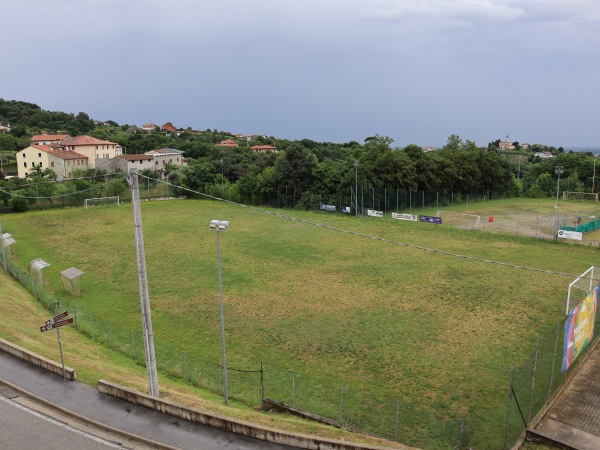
[0,395,126,448]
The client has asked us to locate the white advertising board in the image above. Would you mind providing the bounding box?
[558,230,583,240]
[367,209,383,217]
[391,212,418,221]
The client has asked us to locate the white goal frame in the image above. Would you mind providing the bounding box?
[436,211,481,228]
[562,191,599,202]
[84,196,120,210]
[566,266,598,315]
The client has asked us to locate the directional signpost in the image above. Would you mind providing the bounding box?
[40,311,73,379]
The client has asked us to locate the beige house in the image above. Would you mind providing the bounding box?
[145,148,187,177]
[16,145,88,179]
[251,145,278,153]
[60,135,119,168]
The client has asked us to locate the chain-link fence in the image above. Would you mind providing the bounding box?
[504,303,600,449]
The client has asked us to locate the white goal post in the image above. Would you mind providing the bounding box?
[84,196,120,210]
[436,210,481,228]
[562,191,599,202]
[566,266,599,314]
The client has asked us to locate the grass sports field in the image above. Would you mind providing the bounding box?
[2,197,598,448]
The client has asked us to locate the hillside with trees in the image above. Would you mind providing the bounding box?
[1,98,598,213]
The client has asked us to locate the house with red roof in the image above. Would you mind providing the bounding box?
[215,139,238,147]
[59,135,119,168]
[30,133,70,146]
[251,145,278,153]
[16,145,88,180]
[161,123,177,132]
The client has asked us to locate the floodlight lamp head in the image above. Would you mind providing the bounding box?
[209,220,229,232]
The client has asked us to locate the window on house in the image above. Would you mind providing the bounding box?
[22,153,26,158]
[95,146,98,150]
[23,162,27,167]
[38,153,42,157]
[51,162,55,167]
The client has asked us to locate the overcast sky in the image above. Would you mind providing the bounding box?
[2,1,599,148]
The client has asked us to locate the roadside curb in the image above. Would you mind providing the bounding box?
[99,380,408,450]
[0,378,179,450]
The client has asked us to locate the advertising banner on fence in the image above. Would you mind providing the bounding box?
[392,212,418,221]
[367,209,383,217]
[558,230,583,241]
[419,215,442,224]
[342,206,351,214]
[562,285,598,372]
[319,204,336,211]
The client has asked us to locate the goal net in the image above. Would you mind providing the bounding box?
[436,211,481,229]
[84,196,120,210]
[562,191,599,202]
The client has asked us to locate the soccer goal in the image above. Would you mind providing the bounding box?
[566,266,599,314]
[562,191,599,202]
[436,211,481,229]
[84,196,120,210]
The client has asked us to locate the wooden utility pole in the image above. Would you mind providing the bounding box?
[127,169,159,397]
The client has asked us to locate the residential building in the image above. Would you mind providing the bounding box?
[0,123,10,134]
[30,133,70,146]
[145,148,186,177]
[215,139,238,147]
[96,154,154,174]
[161,123,177,132]
[141,123,157,133]
[251,145,278,153]
[60,135,119,168]
[16,145,88,179]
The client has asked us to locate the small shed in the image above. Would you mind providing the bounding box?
[61,267,84,296]
[29,258,51,284]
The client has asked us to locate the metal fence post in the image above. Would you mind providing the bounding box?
[132,330,136,361]
[292,369,296,408]
[260,362,264,401]
[528,339,540,424]
[74,305,77,330]
[340,384,344,424]
[184,352,188,382]
[504,366,514,450]
[395,400,400,442]
[548,322,560,403]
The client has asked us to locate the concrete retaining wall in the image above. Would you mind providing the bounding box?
[98,380,407,450]
[0,337,76,380]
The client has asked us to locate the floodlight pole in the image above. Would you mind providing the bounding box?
[554,165,564,242]
[210,220,229,404]
[127,169,160,397]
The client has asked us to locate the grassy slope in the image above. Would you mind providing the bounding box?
[0,270,401,448]
[2,198,597,447]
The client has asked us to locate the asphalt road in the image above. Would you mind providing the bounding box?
[0,351,292,450]
[0,390,127,450]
